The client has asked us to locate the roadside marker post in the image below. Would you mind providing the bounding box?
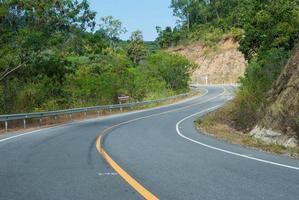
[5,121,8,132]
[23,118,26,129]
[118,96,130,112]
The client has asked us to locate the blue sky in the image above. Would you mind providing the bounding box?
[88,0,177,41]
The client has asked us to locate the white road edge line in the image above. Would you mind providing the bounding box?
[0,88,209,144]
[0,128,53,143]
[176,104,299,171]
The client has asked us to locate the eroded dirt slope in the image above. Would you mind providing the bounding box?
[251,43,299,147]
[167,37,246,84]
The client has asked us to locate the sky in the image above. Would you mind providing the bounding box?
[88,0,177,41]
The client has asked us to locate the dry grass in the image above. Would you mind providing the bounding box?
[196,109,299,159]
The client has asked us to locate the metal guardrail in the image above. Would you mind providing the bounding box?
[190,83,240,87]
[0,92,194,132]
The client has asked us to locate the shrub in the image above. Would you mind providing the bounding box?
[145,52,193,92]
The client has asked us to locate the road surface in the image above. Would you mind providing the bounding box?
[0,86,298,200]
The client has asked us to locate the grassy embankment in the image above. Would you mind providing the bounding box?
[196,103,299,158]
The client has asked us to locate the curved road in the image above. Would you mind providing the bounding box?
[0,86,298,200]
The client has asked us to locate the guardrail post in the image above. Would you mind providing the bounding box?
[5,121,8,132]
[119,102,122,112]
[0,91,194,131]
[23,119,26,129]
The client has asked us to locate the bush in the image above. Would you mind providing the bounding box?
[230,48,289,130]
[188,25,224,46]
[230,27,245,41]
[145,52,193,92]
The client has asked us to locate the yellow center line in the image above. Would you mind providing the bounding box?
[96,135,159,200]
[95,87,227,200]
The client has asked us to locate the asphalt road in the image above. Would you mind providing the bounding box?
[1,86,298,200]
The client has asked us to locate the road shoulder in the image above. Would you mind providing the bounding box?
[195,104,299,159]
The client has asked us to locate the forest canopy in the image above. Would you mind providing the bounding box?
[156,0,299,130]
[0,0,193,114]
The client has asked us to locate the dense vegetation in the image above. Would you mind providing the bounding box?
[157,0,299,131]
[0,0,193,114]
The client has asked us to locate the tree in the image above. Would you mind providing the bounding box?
[98,16,127,48]
[0,0,96,113]
[0,0,193,114]
[0,0,96,82]
[238,0,299,59]
[171,0,190,27]
[126,31,148,65]
[170,0,243,30]
[171,0,212,28]
[156,26,175,48]
[146,52,193,92]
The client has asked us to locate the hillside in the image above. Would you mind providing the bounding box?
[0,2,193,114]
[250,43,299,147]
[167,37,246,84]
[197,42,299,153]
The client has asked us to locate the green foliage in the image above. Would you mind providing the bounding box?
[64,52,131,107]
[230,0,299,130]
[229,27,245,41]
[64,51,189,107]
[126,31,148,65]
[156,26,186,48]
[188,25,224,46]
[170,0,250,30]
[98,16,127,49]
[146,52,193,92]
[0,1,192,114]
[238,0,299,59]
[159,0,299,132]
[123,67,169,101]
[99,16,127,40]
[232,47,289,129]
[144,41,160,53]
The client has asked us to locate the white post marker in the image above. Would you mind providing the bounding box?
[5,121,8,132]
[205,75,208,85]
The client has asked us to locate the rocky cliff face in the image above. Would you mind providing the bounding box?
[251,43,299,147]
[167,37,246,84]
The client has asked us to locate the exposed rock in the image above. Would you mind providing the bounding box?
[250,126,298,148]
[256,42,299,147]
[167,37,247,84]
